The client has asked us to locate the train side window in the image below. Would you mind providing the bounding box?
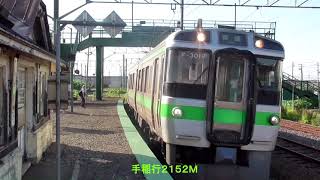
[148,66,153,93]
[130,74,133,89]
[129,74,132,89]
[145,66,149,93]
[138,70,141,91]
[141,69,145,92]
[133,74,135,90]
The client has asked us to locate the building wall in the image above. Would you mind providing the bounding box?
[0,148,22,180]
[0,51,53,178]
[26,120,52,163]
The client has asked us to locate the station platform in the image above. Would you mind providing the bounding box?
[22,98,164,180]
[21,98,274,180]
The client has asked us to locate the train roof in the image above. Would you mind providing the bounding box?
[164,28,284,58]
[128,27,284,72]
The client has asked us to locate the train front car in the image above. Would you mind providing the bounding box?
[161,28,284,179]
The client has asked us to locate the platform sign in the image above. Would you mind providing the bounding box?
[103,11,126,38]
[73,10,96,38]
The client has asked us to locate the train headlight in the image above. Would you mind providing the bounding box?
[270,115,280,125]
[172,107,183,118]
[197,32,206,42]
[255,39,264,48]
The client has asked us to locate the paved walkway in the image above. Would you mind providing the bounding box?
[23,99,145,180]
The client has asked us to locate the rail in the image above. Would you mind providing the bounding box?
[276,136,320,165]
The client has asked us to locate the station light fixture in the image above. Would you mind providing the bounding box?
[172,107,183,118]
[255,39,264,48]
[269,115,280,125]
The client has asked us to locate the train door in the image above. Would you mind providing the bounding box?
[17,68,27,158]
[206,49,256,146]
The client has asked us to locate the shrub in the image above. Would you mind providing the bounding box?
[103,88,127,98]
[73,80,85,90]
[300,110,314,124]
[73,89,79,99]
[294,98,313,110]
[282,108,301,121]
[311,113,320,126]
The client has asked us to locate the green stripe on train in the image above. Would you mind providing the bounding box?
[127,91,278,126]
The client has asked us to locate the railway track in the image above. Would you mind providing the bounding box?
[276,136,320,165]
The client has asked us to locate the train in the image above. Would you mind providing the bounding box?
[126,21,284,179]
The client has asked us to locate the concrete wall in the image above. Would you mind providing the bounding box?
[0,148,22,180]
[26,120,53,164]
[74,75,127,88]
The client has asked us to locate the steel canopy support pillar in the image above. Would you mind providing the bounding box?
[96,46,103,100]
[70,62,74,112]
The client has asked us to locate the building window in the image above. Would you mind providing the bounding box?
[0,66,18,159]
[34,69,48,129]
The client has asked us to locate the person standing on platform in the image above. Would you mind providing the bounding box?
[79,85,86,108]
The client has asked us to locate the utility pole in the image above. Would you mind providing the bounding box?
[317,62,320,109]
[180,0,184,30]
[291,62,295,109]
[85,47,92,93]
[131,1,134,31]
[81,64,83,76]
[125,58,127,89]
[122,54,125,89]
[53,0,61,179]
[234,3,237,28]
[70,62,74,112]
[299,64,303,90]
[299,64,303,80]
[119,64,122,88]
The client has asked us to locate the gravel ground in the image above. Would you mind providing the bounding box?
[280,119,320,137]
[24,99,145,180]
[279,119,320,150]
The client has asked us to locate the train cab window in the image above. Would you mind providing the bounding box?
[257,57,282,105]
[215,55,245,103]
[166,49,210,85]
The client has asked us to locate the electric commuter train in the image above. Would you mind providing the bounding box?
[126,22,284,179]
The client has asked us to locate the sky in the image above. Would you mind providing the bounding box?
[43,0,320,80]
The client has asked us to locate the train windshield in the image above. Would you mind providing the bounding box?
[215,55,245,103]
[257,57,282,105]
[166,49,210,85]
